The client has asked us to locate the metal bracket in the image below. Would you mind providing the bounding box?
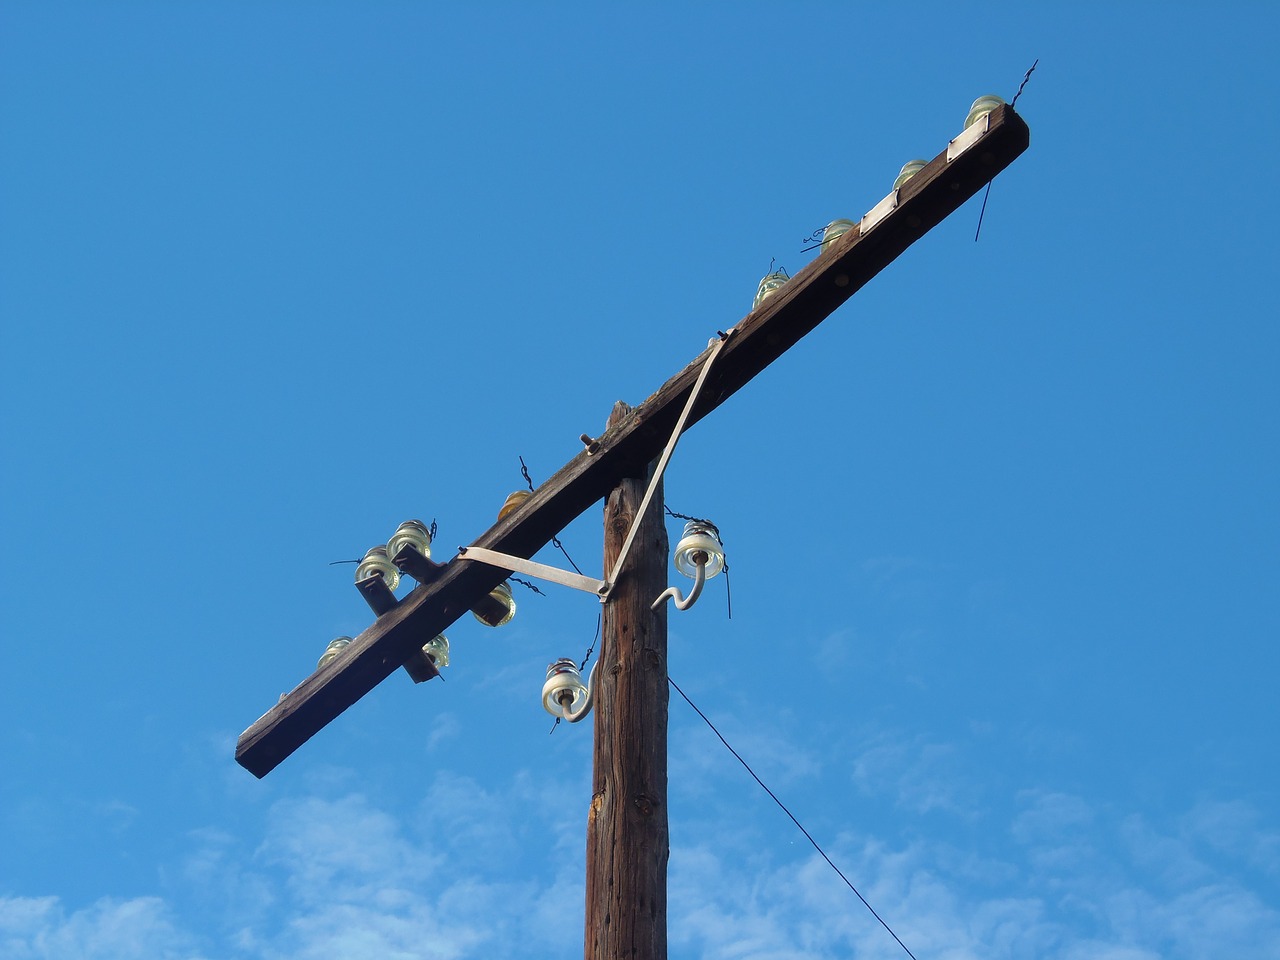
[860,189,899,235]
[458,545,609,597]
[602,331,732,601]
[459,331,731,605]
[947,111,990,162]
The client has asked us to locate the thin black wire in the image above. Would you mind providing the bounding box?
[1010,58,1039,108]
[974,183,994,242]
[668,676,920,960]
[975,58,1038,243]
[510,576,546,596]
[664,504,716,528]
[519,456,583,575]
[556,540,584,576]
[331,518,437,567]
[579,611,602,671]
[800,225,828,252]
[723,563,732,620]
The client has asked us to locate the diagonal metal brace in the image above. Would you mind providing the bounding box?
[457,545,608,597]
[603,331,731,600]
[457,331,729,604]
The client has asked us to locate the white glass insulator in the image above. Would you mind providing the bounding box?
[422,634,450,668]
[387,520,432,560]
[355,545,400,591]
[964,95,1005,129]
[317,636,353,669]
[821,219,856,254]
[753,271,789,309]
[893,159,928,190]
[673,520,725,579]
[473,581,516,627]
[542,659,588,716]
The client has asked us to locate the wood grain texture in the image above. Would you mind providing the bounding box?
[353,576,437,683]
[585,402,669,960]
[236,105,1030,779]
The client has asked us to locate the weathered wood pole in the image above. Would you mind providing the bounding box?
[586,401,670,960]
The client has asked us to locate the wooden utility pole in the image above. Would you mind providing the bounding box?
[587,403,670,960]
[233,100,1030,960]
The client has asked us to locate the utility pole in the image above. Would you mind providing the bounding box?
[587,403,670,959]
[234,101,1030,960]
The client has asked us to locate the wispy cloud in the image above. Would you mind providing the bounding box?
[666,761,1280,960]
[851,729,983,817]
[0,894,202,960]
[1181,799,1280,876]
[257,794,443,906]
[670,805,1280,960]
[4,769,1277,959]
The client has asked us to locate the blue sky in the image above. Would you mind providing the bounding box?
[2,3,1278,958]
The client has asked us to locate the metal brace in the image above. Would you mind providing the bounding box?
[458,546,607,597]
[456,331,732,604]
[603,330,731,600]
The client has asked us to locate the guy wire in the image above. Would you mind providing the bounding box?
[668,676,920,960]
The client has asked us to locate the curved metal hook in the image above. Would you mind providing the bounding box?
[559,660,598,723]
[651,558,707,612]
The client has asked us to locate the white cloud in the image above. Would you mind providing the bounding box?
[6,772,1278,960]
[670,707,822,803]
[1011,789,1096,842]
[0,894,202,960]
[257,794,441,906]
[851,730,981,816]
[424,713,461,754]
[1181,799,1280,875]
[666,781,1280,960]
[237,773,595,959]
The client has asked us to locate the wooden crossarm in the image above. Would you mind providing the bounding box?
[235,104,1030,778]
